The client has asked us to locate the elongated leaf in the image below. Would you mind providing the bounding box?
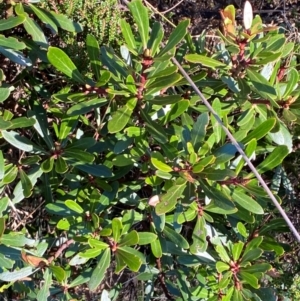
[120,19,137,55]
[151,151,173,173]
[241,118,276,144]
[247,145,289,178]
[0,47,32,66]
[185,54,226,69]
[128,0,149,49]
[156,178,187,215]
[65,200,84,214]
[147,22,163,56]
[75,164,112,177]
[23,15,48,47]
[146,73,182,94]
[0,88,10,103]
[239,271,259,289]
[119,230,139,247]
[19,169,33,198]
[117,247,142,272]
[158,19,189,57]
[29,4,58,33]
[0,16,25,31]
[163,225,189,249]
[86,34,102,80]
[88,248,111,291]
[0,35,26,50]
[47,47,85,84]
[108,98,137,133]
[0,266,34,281]
[151,238,162,258]
[2,130,45,153]
[64,149,94,163]
[49,11,82,32]
[37,269,52,301]
[191,113,209,152]
[138,232,157,245]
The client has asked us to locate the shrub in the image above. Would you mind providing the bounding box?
[0,0,299,300]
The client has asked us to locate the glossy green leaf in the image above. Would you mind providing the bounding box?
[0,88,10,103]
[239,271,259,289]
[237,222,248,238]
[248,145,289,178]
[80,248,103,259]
[29,4,58,33]
[128,0,149,49]
[151,238,162,258]
[215,244,230,263]
[155,179,187,215]
[65,200,84,214]
[88,238,109,249]
[75,164,112,177]
[146,73,182,95]
[41,157,54,173]
[147,22,163,56]
[47,47,85,84]
[163,225,189,249]
[241,248,263,264]
[163,99,189,124]
[19,169,33,198]
[2,130,44,153]
[108,99,137,133]
[23,15,48,47]
[55,156,68,174]
[241,118,276,144]
[112,218,122,242]
[158,19,189,57]
[0,266,34,282]
[0,16,26,31]
[67,97,107,116]
[147,95,182,105]
[63,149,94,163]
[185,54,226,69]
[137,232,157,245]
[116,247,142,272]
[49,266,66,282]
[88,248,110,291]
[190,216,208,253]
[216,261,230,273]
[86,34,102,80]
[241,263,271,274]
[120,19,137,55]
[200,168,236,181]
[246,68,277,105]
[7,117,35,129]
[268,123,293,153]
[151,152,173,173]
[232,242,244,261]
[49,11,82,32]
[119,230,139,247]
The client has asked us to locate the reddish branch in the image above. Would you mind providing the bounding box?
[48,239,74,264]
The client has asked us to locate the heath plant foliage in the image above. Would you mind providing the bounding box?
[0,0,299,300]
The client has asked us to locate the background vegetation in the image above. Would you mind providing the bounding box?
[0,0,300,300]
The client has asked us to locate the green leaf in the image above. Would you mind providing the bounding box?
[185,54,226,69]
[63,149,94,163]
[119,230,139,247]
[229,188,264,214]
[0,16,26,31]
[67,98,107,117]
[151,238,162,258]
[49,11,82,32]
[241,118,276,144]
[65,200,84,214]
[29,4,58,33]
[37,269,52,301]
[80,248,103,259]
[117,247,142,272]
[7,117,35,129]
[190,216,208,253]
[47,47,85,84]
[55,156,68,174]
[241,248,263,264]
[215,244,231,263]
[74,164,112,177]
[88,238,109,249]
[112,218,122,242]
[19,169,33,198]
[239,271,259,289]
[151,152,173,173]
[147,22,163,56]
[237,222,248,238]
[163,225,189,249]
[41,157,54,173]
[158,19,190,57]
[88,248,111,291]
[140,109,168,144]
[137,232,157,245]
[2,130,44,154]
[0,88,10,103]
[163,99,189,124]
[146,73,182,94]
[241,263,271,274]
[120,19,137,55]
[23,14,48,47]
[247,145,289,178]
[268,123,293,153]
[232,242,244,261]
[128,0,149,49]
[0,35,26,50]
[216,261,230,273]
[147,95,182,105]
[108,98,137,133]
[155,179,187,215]
[86,34,102,80]
[0,151,4,180]
[246,68,277,105]
[49,266,66,282]
[0,266,34,282]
